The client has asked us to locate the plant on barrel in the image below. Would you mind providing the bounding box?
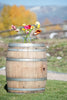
[11,21,41,43]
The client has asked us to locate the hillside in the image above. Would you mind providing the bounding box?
[27,6,67,24]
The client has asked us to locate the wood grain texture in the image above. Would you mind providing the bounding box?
[6,43,47,93]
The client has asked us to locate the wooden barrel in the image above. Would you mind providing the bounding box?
[6,43,47,93]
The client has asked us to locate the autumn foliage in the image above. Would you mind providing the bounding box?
[0,5,37,36]
[44,19,62,31]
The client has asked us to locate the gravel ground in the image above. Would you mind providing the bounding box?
[0,69,67,81]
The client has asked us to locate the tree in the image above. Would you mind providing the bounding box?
[0,5,37,37]
[1,5,11,29]
[44,18,62,31]
[44,19,53,31]
[10,5,37,26]
[44,18,52,25]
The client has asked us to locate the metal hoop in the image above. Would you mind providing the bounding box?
[6,58,47,62]
[8,43,45,47]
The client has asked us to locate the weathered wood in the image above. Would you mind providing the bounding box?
[6,43,47,93]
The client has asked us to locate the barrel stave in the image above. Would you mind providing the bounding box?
[6,43,47,93]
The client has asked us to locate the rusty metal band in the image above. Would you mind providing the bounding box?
[7,77,47,81]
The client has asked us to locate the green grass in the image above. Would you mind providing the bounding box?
[0,38,24,43]
[34,39,67,73]
[0,75,67,100]
[45,39,67,73]
[47,56,67,73]
[0,57,6,68]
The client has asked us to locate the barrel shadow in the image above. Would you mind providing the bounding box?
[4,84,8,92]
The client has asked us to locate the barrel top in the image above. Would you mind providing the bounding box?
[8,43,45,47]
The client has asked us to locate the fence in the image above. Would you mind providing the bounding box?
[0,23,67,39]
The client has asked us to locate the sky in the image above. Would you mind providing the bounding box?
[0,0,67,6]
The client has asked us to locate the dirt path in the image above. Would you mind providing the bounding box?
[0,69,67,81]
[0,69,6,76]
[47,71,67,81]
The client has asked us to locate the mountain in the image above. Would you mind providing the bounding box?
[26,6,67,24]
[0,3,4,10]
[0,3,67,24]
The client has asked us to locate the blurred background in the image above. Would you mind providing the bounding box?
[0,0,67,38]
[0,1,67,99]
[0,0,67,73]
